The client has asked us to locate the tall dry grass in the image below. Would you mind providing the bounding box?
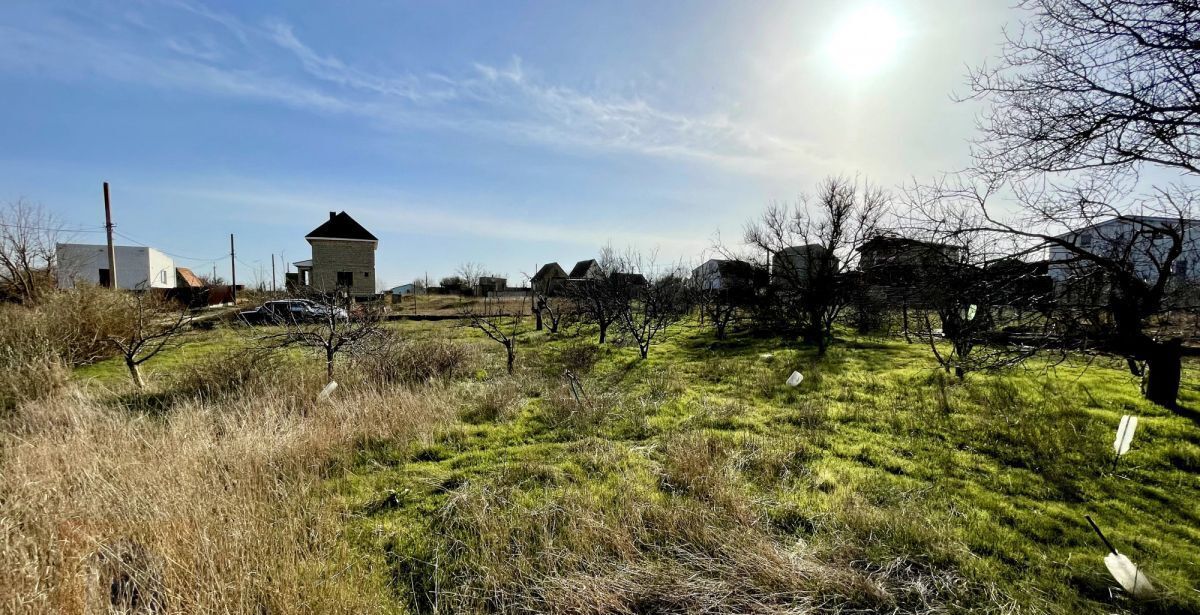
[0,369,454,613]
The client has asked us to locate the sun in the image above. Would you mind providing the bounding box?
[825,5,904,78]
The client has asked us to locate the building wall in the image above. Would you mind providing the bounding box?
[56,244,175,289]
[692,259,724,290]
[1047,219,1200,282]
[309,238,377,297]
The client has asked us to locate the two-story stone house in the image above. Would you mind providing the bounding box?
[293,211,378,300]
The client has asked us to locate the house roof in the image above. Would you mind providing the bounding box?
[532,262,567,281]
[858,234,956,252]
[569,259,599,278]
[306,211,378,241]
[293,259,313,268]
[175,267,204,288]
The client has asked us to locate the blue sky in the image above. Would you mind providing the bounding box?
[0,0,1015,288]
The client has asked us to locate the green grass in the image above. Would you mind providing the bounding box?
[73,318,1200,612]
[328,321,1199,613]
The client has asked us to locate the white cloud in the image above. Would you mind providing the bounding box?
[0,2,834,177]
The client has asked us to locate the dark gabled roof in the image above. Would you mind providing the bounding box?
[532,262,567,281]
[569,259,599,278]
[306,211,377,241]
[612,272,648,286]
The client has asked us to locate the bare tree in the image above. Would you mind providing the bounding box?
[565,248,626,343]
[612,252,692,359]
[0,199,61,304]
[965,0,1200,177]
[460,294,524,374]
[694,260,761,340]
[945,0,1200,407]
[914,175,1197,406]
[105,288,191,388]
[456,262,491,296]
[742,176,890,354]
[257,293,385,382]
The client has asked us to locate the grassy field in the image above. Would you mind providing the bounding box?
[16,316,1200,613]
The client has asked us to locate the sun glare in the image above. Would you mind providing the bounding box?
[825,5,904,78]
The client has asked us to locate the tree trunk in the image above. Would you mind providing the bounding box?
[326,350,335,382]
[1143,339,1182,409]
[126,358,144,389]
[598,321,608,344]
[505,342,515,375]
[534,308,543,331]
[902,301,911,344]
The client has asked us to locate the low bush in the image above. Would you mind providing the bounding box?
[356,336,473,386]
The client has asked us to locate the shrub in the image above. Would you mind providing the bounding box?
[0,339,70,412]
[356,336,472,386]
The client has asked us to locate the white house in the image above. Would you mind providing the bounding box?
[56,243,176,290]
[1046,216,1199,283]
[390,283,417,296]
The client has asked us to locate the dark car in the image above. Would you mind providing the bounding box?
[237,299,348,325]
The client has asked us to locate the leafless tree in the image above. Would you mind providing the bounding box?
[456,262,492,296]
[612,252,692,359]
[965,0,1200,177]
[105,288,191,388]
[941,0,1200,408]
[460,294,525,374]
[742,176,890,354]
[564,249,625,343]
[0,199,62,304]
[694,261,761,340]
[913,175,1197,406]
[257,293,385,382]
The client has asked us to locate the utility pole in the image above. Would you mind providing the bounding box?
[103,182,117,288]
[271,254,277,292]
[230,233,237,304]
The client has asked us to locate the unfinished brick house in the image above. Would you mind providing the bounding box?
[292,211,378,300]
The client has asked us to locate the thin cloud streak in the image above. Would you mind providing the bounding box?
[0,2,834,177]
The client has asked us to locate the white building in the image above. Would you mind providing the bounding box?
[1046,216,1199,283]
[56,243,176,290]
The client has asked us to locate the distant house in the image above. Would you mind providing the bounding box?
[390,283,417,296]
[568,259,603,279]
[293,211,378,300]
[691,259,759,292]
[531,262,568,294]
[1047,216,1199,283]
[477,276,507,296]
[858,235,963,275]
[771,244,836,287]
[611,272,648,287]
[56,243,176,290]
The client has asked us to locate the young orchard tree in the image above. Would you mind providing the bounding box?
[917,176,1198,406]
[0,199,61,304]
[947,0,1200,407]
[105,288,191,388]
[742,176,890,355]
[564,248,626,343]
[613,253,692,359]
[258,292,385,383]
[460,294,525,374]
[694,260,761,340]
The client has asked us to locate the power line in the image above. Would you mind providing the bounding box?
[0,221,105,234]
[111,230,225,263]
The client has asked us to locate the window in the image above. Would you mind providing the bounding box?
[1176,259,1190,277]
[1078,233,1093,248]
[98,268,111,287]
[336,271,353,287]
[363,271,370,278]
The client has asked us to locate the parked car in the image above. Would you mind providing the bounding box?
[238,299,348,325]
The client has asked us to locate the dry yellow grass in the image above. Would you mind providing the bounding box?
[0,380,453,614]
